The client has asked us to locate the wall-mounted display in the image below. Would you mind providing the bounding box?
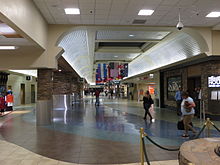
[167,76,182,100]
[208,76,220,87]
[210,90,220,100]
[211,91,218,100]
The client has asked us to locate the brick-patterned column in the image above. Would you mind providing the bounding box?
[36,69,53,126]
[53,71,72,95]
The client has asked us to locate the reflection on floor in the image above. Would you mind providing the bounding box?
[0,140,179,165]
[0,111,12,117]
[0,97,219,164]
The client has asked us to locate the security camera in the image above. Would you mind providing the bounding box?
[176,21,184,30]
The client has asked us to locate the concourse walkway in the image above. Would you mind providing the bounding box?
[0,97,219,164]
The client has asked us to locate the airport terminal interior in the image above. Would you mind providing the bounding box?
[1,0,220,165]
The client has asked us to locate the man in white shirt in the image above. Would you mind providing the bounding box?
[181,91,197,137]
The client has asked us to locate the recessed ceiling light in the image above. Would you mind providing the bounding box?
[206,12,220,17]
[138,9,154,16]
[64,8,80,15]
[0,46,17,50]
[129,34,134,37]
[114,56,118,57]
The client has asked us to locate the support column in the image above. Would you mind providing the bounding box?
[53,71,72,110]
[36,69,53,126]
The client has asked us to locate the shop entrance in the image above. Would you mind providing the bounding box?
[31,84,35,103]
[187,77,201,96]
[20,84,25,104]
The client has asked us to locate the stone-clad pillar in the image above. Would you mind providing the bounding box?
[36,69,53,126]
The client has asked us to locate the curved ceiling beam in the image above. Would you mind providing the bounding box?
[128,30,209,77]
[57,28,95,84]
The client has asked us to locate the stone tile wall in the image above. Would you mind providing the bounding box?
[37,69,53,100]
[163,60,220,115]
[38,69,83,100]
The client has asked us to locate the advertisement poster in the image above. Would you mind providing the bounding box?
[167,76,181,100]
[148,86,155,95]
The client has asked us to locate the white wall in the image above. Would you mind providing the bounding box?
[7,74,37,106]
[0,0,48,49]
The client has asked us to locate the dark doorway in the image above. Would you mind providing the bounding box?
[187,77,201,96]
[31,84,35,103]
[20,84,25,104]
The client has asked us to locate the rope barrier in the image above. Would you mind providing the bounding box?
[139,118,220,164]
[144,135,180,151]
[212,124,220,133]
[193,124,206,139]
[142,137,151,165]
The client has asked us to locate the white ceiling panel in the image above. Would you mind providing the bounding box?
[161,0,179,6]
[96,30,170,40]
[95,52,139,62]
[96,0,112,4]
[177,0,197,7]
[33,0,220,27]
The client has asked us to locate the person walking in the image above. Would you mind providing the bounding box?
[181,91,197,138]
[175,87,183,116]
[143,91,154,121]
[95,89,100,106]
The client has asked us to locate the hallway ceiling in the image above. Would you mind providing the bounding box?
[0,20,44,57]
[33,0,220,27]
[94,29,170,62]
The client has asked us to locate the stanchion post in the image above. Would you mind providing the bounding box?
[140,127,144,165]
[206,118,211,137]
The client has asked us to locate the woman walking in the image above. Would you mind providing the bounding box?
[143,91,154,121]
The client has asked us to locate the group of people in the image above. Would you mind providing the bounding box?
[175,87,198,138]
[0,91,14,115]
[142,88,198,138]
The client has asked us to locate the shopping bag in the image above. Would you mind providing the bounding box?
[177,120,193,130]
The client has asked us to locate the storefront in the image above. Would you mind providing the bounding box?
[124,71,160,107]
[161,56,220,120]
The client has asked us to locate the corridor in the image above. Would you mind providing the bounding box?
[0,97,219,164]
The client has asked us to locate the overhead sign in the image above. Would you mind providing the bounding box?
[208,76,220,87]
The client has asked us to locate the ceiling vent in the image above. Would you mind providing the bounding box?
[132,19,146,24]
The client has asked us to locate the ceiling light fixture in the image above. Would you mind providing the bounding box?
[0,46,17,50]
[114,56,118,57]
[138,9,154,16]
[64,8,80,15]
[206,12,220,17]
[129,34,134,37]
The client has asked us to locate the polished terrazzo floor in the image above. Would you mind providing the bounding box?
[0,96,220,164]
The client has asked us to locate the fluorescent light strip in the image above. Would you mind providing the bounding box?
[206,12,220,17]
[65,8,80,15]
[0,46,17,50]
[138,9,154,16]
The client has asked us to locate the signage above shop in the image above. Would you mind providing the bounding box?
[208,76,220,87]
